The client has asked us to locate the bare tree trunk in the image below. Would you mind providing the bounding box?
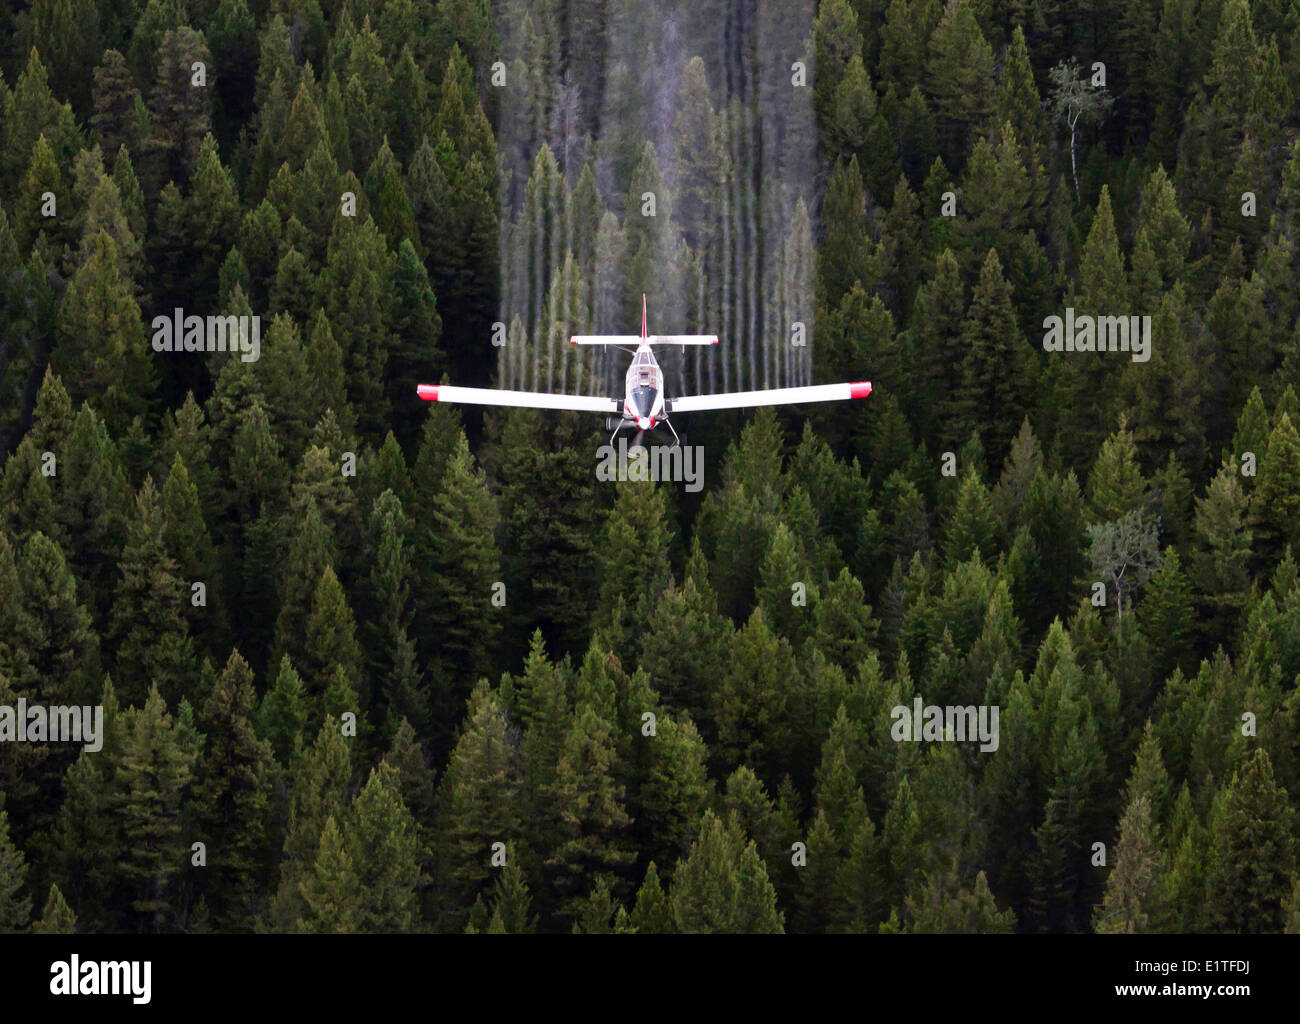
[1069,111,1081,203]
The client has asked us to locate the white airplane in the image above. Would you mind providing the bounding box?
[417,295,872,445]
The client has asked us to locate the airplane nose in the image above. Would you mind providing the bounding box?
[637,417,651,430]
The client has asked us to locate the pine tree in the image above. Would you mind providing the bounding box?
[671,57,725,251]
[0,810,32,932]
[670,810,784,934]
[434,683,525,930]
[14,134,67,258]
[347,763,423,931]
[145,28,212,188]
[712,608,800,788]
[813,0,864,138]
[1205,749,1297,933]
[904,866,1016,933]
[259,656,307,770]
[46,681,124,931]
[755,521,814,648]
[1140,548,1195,684]
[421,433,500,737]
[31,883,76,934]
[909,249,967,446]
[633,714,710,883]
[1249,412,1300,567]
[493,407,604,659]
[386,238,443,447]
[542,706,635,924]
[813,568,879,674]
[296,815,362,933]
[53,404,134,620]
[53,230,155,434]
[163,452,222,650]
[190,649,274,931]
[319,215,396,435]
[1086,422,1146,524]
[185,135,241,307]
[116,686,195,932]
[475,861,537,934]
[956,248,1033,466]
[112,475,194,707]
[365,490,427,738]
[270,718,352,931]
[1192,462,1253,650]
[925,0,996,168]
[301,565,365,731]
[629,861,674,933]
[11,531,100,707]
[945,468,997,566]
[91,49,142,157]
[1094,794,1160,933]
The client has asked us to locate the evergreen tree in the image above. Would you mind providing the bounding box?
[0,810,31,932]
[629,861,674,934]
[191,650,274,931]
[347,764,423,931]
[145,28,212,188]
[956,248,1034,466]
[434,683,525,930]
[31,883,76,934]
[53,231,155,434]
[1249,412,1300,567]
[904,867,1016,933]
[116,686,195,932]
[1205,750,1297,933]
[670,810,784,934]
[296,815,362,933]
[1094,794,1160,933]
[421,433,501,740]
[112,475,194,707]
[269,718,352,931]
[542,706,635,924]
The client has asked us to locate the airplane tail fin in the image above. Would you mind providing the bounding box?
[568,295,717,345]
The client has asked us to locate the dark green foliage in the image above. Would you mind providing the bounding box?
[0,0,1296,939]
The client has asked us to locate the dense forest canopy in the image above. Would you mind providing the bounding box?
[0,0,1299,935]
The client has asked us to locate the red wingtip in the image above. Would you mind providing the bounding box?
[850,382,872,399]
[417,384,439,401]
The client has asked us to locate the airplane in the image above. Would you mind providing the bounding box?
[417,295,872,447]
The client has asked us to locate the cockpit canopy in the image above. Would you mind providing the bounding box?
[629,353,661,390]
[628,353,661,418]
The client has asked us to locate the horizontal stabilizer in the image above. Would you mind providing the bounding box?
[647,335,719,346]
[417,384,619,414]
[670,381,871,414]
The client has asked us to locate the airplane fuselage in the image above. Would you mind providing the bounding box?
[624,343,665,430]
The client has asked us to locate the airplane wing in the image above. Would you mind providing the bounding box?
[669,381,871,413]
[417,384,619,414]
[647,335,718,346]
[569,335,644,345]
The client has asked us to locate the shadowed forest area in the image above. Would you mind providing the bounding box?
[1,0,1299,935]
